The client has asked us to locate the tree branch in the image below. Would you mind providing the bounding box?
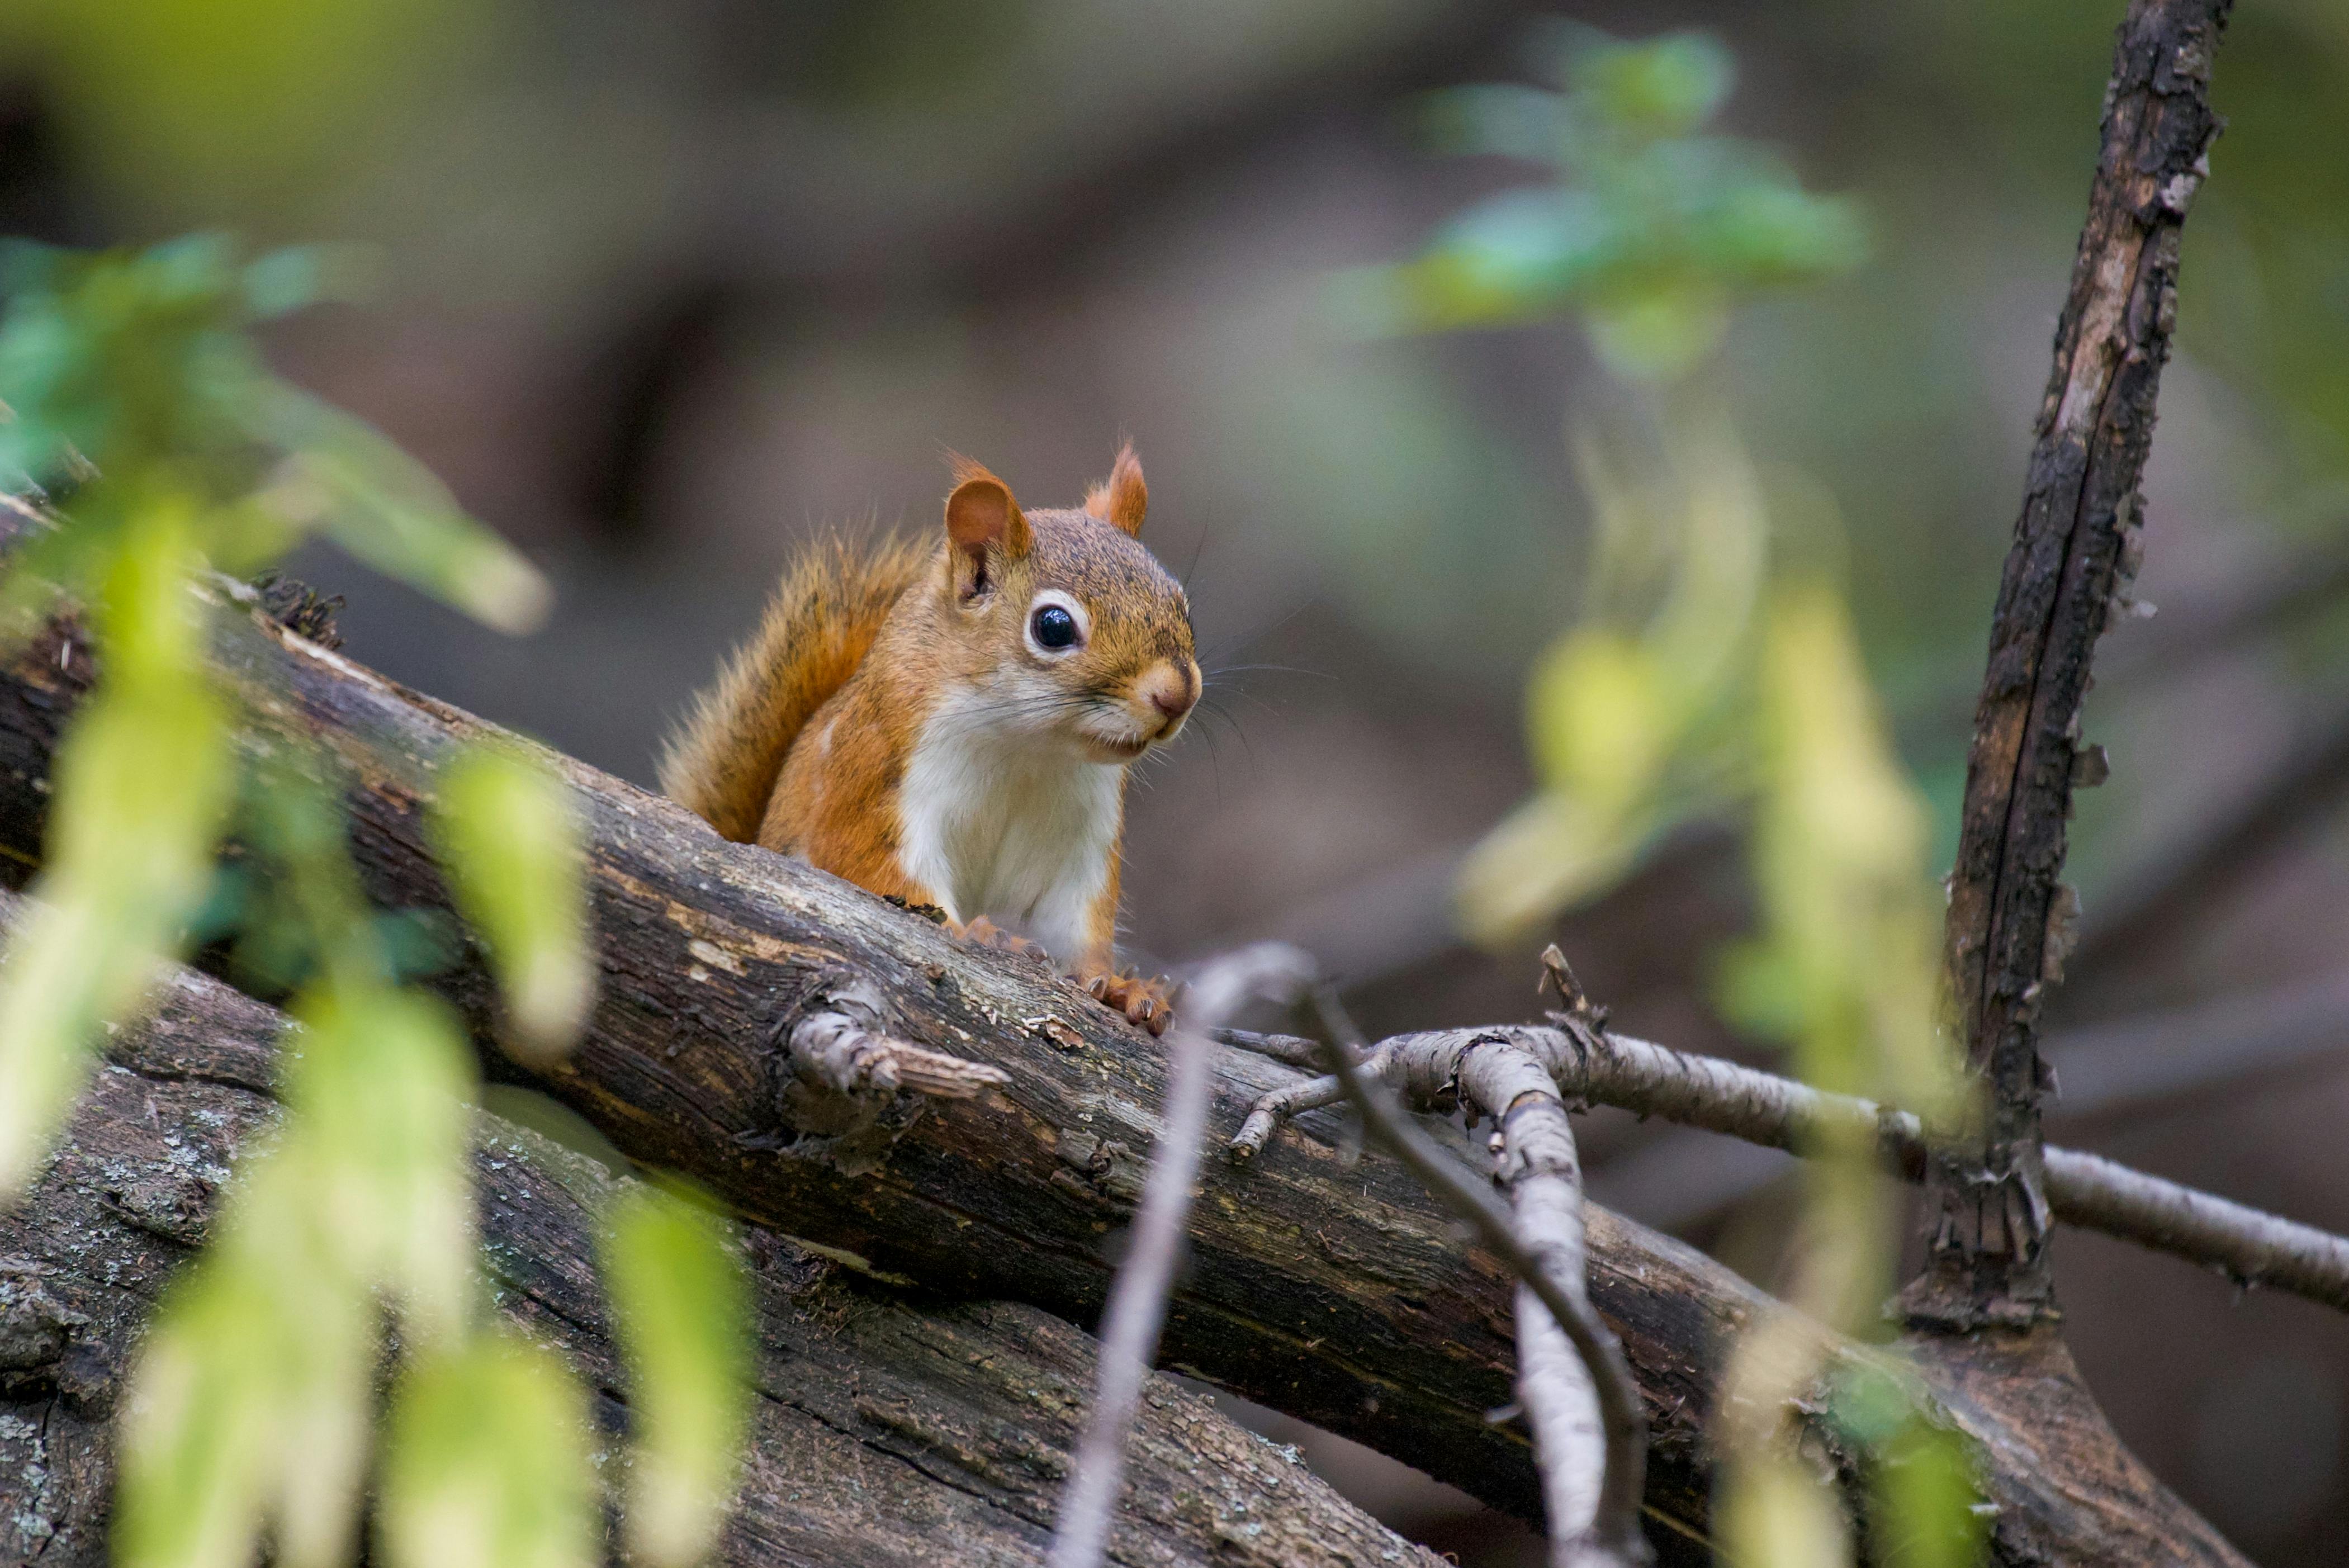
[1920,0,2234,1328]
[0,580,2251,1564]
[1227,1018,2349,1311]
[0,896,1443,1568]
[1559,975,2349,1233]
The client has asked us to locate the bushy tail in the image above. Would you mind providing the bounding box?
[658,533,930,843]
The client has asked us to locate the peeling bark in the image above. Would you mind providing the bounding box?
[1919,0,2234,1329]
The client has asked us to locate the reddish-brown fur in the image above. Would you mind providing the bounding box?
[656,533,928,844]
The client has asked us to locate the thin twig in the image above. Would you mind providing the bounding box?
[1216,1025,1333,1071]
[1045,943,1314,1568]
[1588,975,2349,1231]
[1299,1003,1651,1566]
[1227,1019,2349,1312]
[1457,1034,1647,1568]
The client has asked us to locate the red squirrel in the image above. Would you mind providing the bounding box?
[659,446,1197,1033]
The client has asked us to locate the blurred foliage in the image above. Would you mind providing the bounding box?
[1725,586,1953,1118]
[1826,1361,1987,1568]
[0,500,229,1194]
[1338,26,1865,380]
[0,238,746,1565]
[603,1186,757,1568]
[0,0,481,228]
[1410,27,1980,1566]
[378,1330,597,1568]
[429,743,594,1062]
[1457,414,1760,937]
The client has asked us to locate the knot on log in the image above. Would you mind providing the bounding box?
[0,1258,107,1409]
[768,978,1011,1174]
[790,1010,1011,1101]
[0,1261,79,1387]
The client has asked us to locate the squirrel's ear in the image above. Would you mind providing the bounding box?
[1083,443,1147,537]
[944,456,1031,563]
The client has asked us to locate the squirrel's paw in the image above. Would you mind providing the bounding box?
[953,916,1052,967]
[1085,969,1177,1036]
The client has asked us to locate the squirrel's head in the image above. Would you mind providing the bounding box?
[929,446,1199,765]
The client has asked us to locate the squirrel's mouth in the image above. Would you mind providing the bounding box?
[1088,734,1152,762]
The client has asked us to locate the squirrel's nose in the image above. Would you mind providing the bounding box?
[1141,662,1199,729]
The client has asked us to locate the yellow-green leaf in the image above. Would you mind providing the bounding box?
[428,742,594,1063]
[1872,1412,1987,1568]
[602,1183,752,1567]
[0,515,230,1198]
[283,980,479,1341]
[1736,582,1959,1114]
[1720,1452,1855,1568]
[116,1143,373,1568]
[1527,628,1674,812]
[378,1330,598,1568]
[254,386,551,634]
[1454,789,1649,947]
[113,1249,278,1568]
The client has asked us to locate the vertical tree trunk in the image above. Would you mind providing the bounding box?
[1911,0,2233,1329]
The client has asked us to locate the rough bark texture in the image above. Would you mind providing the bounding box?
[0,916,1445,1568]
[0,591,2250,1566]
[1917,0,2234,1329]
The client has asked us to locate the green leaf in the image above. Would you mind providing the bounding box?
[602,1184,753,1567]
[1455,788,1651,945]
[1822,1362,1988,1568]
[1574,32,1735,139]
[0,511,230,1198]
[378,1330,599,1568]
[284,979,480,1340]
[0,894,127,1197]
[1588,285,1730,378]
[250,385,552,634]
[1527,628,1675,809]
[1719,1452,1856,1568]
[1417,82,1574,163]
[115,1253,281,1568]
[1352,27,1863,380]
[0,238,260,486]
[1731,583,1958,1114]
[240,244,380,319]
[1872,1412,1987,1568]
[428,742,594,1062]
[116,1143,375,1568]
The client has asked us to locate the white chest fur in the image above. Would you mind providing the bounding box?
[897,691,1123,963]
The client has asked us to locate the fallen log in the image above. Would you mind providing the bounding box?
[0,900,1445,1568]
[0,584,2243,1565]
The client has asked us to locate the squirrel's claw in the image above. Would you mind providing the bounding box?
[954,916,1051,967]
[1084,968,1177,1036]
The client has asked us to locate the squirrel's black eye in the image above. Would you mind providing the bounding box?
[1030,603,1079,651]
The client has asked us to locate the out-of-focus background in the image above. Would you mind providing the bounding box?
[7,1,2347,1561]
